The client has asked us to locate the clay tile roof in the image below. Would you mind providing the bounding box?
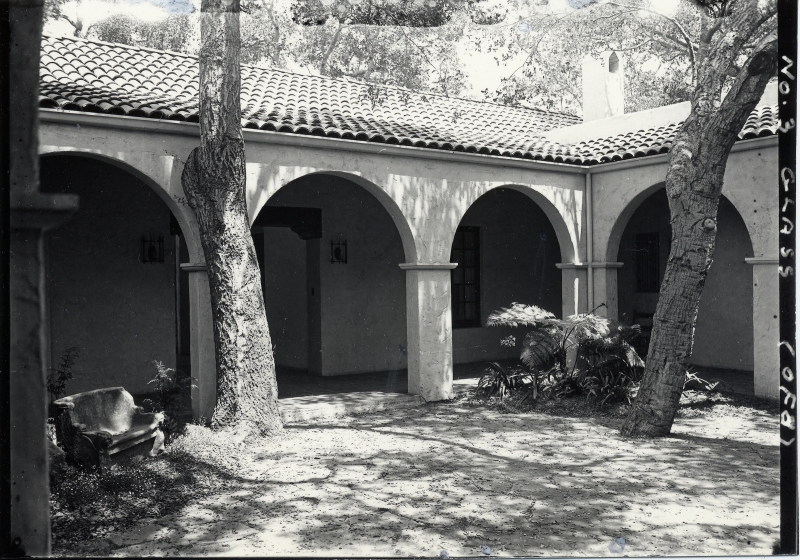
[40,35,778,166]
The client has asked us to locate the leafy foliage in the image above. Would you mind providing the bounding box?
[50,426,243,552]
[486,301,555,327]
[476,0,698,114]
[476,361,533,399]
[42,0,711,113]
[480,303,645,408]
[143,361,194,440]
[91,13,195,52]
[48,347,79,405]
[578,356,642,407]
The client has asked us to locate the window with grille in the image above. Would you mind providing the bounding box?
[450,226,480,328]
[635,232,661,293]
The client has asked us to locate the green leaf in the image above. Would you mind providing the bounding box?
[520,327,561,370]
[487,302,555,327]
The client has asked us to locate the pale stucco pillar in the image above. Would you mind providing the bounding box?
[400,263,457,401]
[10,194,77,556]
[592,262,623,319]
[556,263,589,318]
[181,263,216,419]
[747,257,780,400]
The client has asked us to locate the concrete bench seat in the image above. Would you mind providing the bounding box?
[53,387,165,468]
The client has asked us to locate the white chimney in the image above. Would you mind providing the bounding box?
[756,78,778,108]
[581,51,625,122]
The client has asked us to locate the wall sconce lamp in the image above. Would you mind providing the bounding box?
[331,239,347,264]
[141,235,165,264]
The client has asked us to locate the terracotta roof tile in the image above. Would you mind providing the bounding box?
[40,35,777,166]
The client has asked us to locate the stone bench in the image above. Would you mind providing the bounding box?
[53,387,165,468]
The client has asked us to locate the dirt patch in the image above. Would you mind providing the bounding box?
[52,393,779,557]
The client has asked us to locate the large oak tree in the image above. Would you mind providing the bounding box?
[621,0,778,436]
[181,0,282,436]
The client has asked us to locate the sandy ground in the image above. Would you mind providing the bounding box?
[63,396,778,557]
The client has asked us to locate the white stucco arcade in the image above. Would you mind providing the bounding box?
[38,101,780,415]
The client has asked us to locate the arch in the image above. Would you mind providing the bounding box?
[605,181,665,264]
[38,149,203,263]
[39,153,194,396]
[604,181,756,264]
[254,171,409,378]
[449,186,564,365]
[448,184,576,265]
[253,170,418,264]
[612,185,755,372]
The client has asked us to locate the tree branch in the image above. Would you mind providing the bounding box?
[392,21,438,70]
[320,20,343,76]
[607,1,696,84]
[700,18,723,44]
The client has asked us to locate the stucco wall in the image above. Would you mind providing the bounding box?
[453,188,562,364]
[41,155,176,395]
[592,140,778,265]
[264,174,408,376]
[617,190,754,371]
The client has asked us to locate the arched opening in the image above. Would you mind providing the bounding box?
[615,188,755,390]
[253,173,409,397]
[40,154,192,405]
[449,187,563,374]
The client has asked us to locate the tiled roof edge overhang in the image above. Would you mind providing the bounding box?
[39,34,779,167]
[40,107,778,174]
[38,108,584,173]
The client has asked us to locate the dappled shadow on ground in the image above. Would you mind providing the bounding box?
[55,395,779,558]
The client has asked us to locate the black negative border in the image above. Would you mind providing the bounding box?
[778,0,798,554]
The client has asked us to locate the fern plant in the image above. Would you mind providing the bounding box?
[481,302,645,407]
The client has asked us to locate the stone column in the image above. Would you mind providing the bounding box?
[555,263,589,318]
[181,263,216,419]
[10,194,77,556]
[400,263,457,401]
[8,0,78,553]
[747,257,780,400]
[591,262,624,319]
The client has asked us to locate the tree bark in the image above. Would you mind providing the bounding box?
[181,0,282,437]
[622,1,777,437]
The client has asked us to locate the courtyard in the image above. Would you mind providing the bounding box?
[50,388,779,557]
[4,0,788,555]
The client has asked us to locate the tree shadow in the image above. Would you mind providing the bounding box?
[55,398,779,558]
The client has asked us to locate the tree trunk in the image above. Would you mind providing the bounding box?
[622,4,777,436]
[181,0,282,437]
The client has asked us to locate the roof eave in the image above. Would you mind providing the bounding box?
[38,108,777,174]
[38,108,586,173]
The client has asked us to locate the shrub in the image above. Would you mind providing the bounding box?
[479,302,645,408]
[476,362,533,399]
[142,361,195,441]
[48,347,79,406]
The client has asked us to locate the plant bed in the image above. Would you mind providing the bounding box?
[49,424,244,556]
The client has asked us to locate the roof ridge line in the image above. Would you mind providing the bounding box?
[42,34,580,121]
[43,33,200,62]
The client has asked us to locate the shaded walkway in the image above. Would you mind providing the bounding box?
[690,366,754,396]
[276,361,499,399]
